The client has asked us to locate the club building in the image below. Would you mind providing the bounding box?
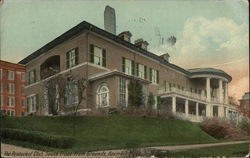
[19,21,238,121]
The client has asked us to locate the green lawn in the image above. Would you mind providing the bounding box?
[1,115,217,152]
[158,143,250,157]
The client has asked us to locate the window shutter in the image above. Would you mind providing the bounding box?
[136,63,139,76]
[34,70,36,83]
[75,48,79,65]
[122,57,125,72]
[102,49,106,67]
[132,61,135,75]
[90,44,94,63]
[149,68,152,81]
[28,71,31,84]
[66,51,70,68]
[35,94,39,112]
[157,70,159,84]
[144,66,147,79]
[164,80,167,91]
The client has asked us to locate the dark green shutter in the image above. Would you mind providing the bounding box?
[157,70,159,84]
[102,49,106,67]
[34,70,36,83]
[149,68,152,81]
[164,80,167,91]
[136,63,139,76]
[66,51,70,68]
[36,94,39,111]
[90,44,94,63]
[144,65,147,79]
[132,61,135,75]
[75,48,79,65]
[122,57,125,72]
[28,71,31,84]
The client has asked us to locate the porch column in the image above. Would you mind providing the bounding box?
[206,104,210,117]
[185,99,189,116]
[219,79,223,103]
[225,82,228,104]
[225,107,228,118]
[196,102,199,119]
[172,96,176,113]
[218,106,223,117]
[206,78,211,102]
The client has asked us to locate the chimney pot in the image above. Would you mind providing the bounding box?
[118,31,132,42]
[134,38,149,50]
[160,53,170,62]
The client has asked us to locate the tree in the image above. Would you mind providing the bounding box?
[42,68,87,116]
[147,92,155,110]
[128,80,144,108]
[42,67,66,115]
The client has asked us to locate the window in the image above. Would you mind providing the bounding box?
[8,97,15,106]
[8,70,14,80]
[97,83,109,107]
[0,83,2,93]
[21,72,25,82]
[90,44,106,67]
[28,69,36,84]
[164,81,170,92]
[21,98,25,107]
[27,95,36,113]
[0,95,3,107]
[149,68,159,84]
[8,83,15,94]
[125,59,132,75]
[66,48,79,68]
[137,63,145,79]
[7,110,15,116]
[119,78,127,107]
[0,69,2,79]
[65,81,78,107]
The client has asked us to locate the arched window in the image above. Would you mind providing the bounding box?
[97,83,109,107]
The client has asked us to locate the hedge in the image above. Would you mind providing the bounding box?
[1,128,75,148]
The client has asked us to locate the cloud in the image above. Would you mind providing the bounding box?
[150,16,249,100]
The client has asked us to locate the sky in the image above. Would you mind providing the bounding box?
[0,0,249,101]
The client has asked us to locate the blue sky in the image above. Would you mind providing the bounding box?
[0,0,249,99]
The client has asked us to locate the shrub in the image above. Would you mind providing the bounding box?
[1,128,75,148]
[238,118,250,135]
[200,118,246,139]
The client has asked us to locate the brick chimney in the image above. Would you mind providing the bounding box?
[134,38,149,50]
[118,31,132,42]
[160,53,170,62]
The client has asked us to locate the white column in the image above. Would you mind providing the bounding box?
[206,78,211,102]
[185,99,189,116]
[225,107,228,118]
[172,96,176,113]
[219,79,223,103]
[196,102,199,119]
[206,104,210,117]
[218,106,223,117]
[225,82,228,104]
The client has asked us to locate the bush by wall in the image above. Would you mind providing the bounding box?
[238,118,250,135]
[1,128,75,148]
[200,118,247,139]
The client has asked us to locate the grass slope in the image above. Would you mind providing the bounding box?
[1,116,217,152]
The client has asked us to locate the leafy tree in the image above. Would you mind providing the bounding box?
[128,80,144,108]
[147,92,155,110]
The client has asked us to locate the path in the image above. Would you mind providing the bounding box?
[1,140,250,157]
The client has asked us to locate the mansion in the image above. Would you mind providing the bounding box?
[19,21,238,122]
